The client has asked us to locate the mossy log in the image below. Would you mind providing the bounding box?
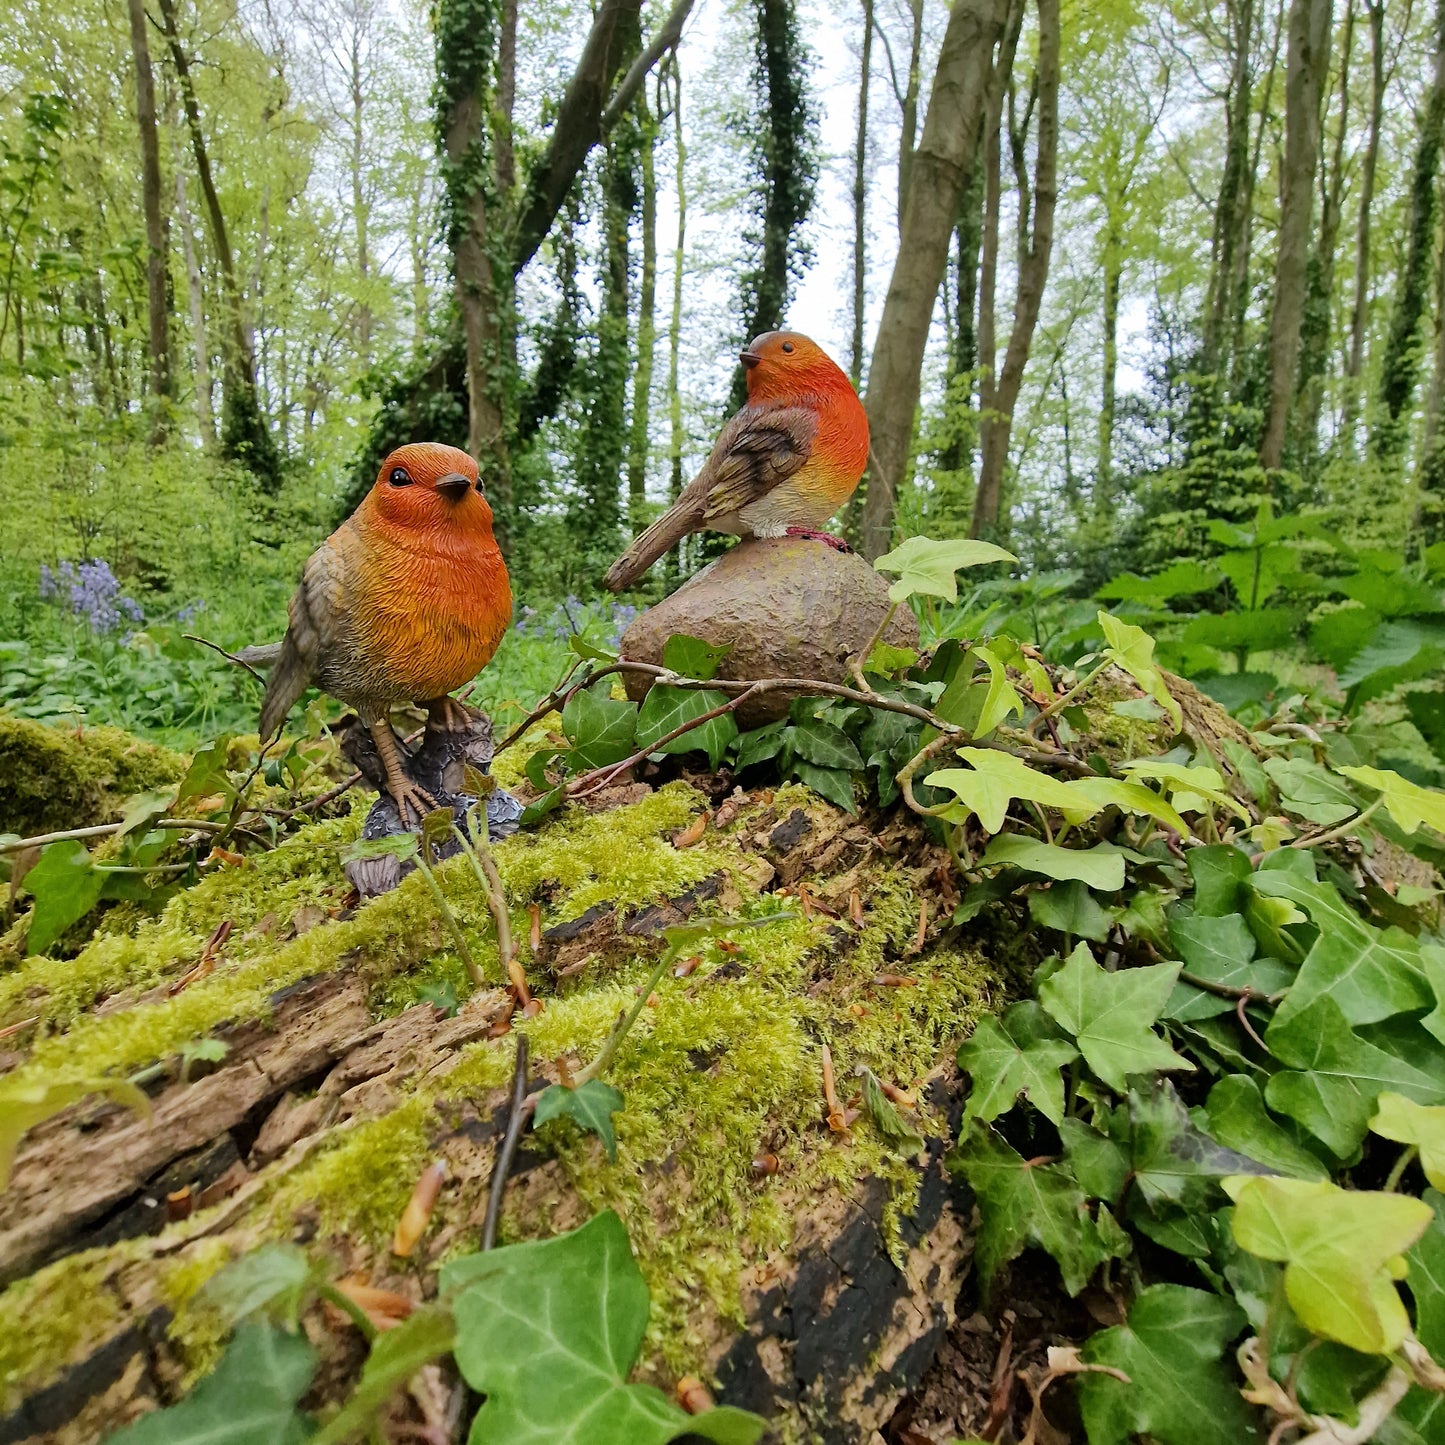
[0,677,1255,1445]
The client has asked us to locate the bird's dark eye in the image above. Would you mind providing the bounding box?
[389,467,413,487]
[781,341,795,354]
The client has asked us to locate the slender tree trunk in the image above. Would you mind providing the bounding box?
[972,0,1059,536]
[859,0,1016,558]
[665,50,687,584]
[627,95,659,532]
[1373,0,1445,459]
[851,0,873,386]
[126,0,170,442]
[897,0,924,232]
[1295,0,1353,459]
[497,0,517,196]
[938,152,983,476]
[1096,221,1121,511]
[348,27,371,364]
[1343,0,1385,443]
[1418,207,1445,531]
[157,0,278,487]
[1203,0,1256,369]
[1259,0,1332,471]
[174,172,215,447]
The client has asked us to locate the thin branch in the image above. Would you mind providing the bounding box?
[183,632,267,684]
[482,1033,531,1250]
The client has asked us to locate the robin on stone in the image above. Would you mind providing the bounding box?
[603,330,869,591]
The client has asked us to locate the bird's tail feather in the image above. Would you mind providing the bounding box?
[604,505,702,592]
[258,638,311,741]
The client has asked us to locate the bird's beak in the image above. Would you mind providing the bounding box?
[435,472,473,502]
[740,350,761,370]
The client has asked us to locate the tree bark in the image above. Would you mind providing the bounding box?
[627,95,659,532]
[1418,204,1445,535]
[852,0,873,387]
[126,0,170,442]
[1372,0,1445,459]
[157,0,279,487]
[347,17,372,365]
[666,51,687,585]
[897,0,925,232]
[1343,0,1385,443]
[1258,0,1332,472]
[1097,223,1121,510]
[858,0,1015,559]
[972,0,1059,536]
[174,172,215,448]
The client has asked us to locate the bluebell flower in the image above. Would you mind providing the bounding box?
[40,558,143,635]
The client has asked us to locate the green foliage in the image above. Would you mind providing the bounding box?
[534,1079,626,1161]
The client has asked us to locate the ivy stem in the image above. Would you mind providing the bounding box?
[452,822,517,986]
[1289,795,1385,850]
[848,600,900,694]
[482,1033,532,1251]
[412,851,485,989]
[0,817,232,854]
[573,943,682,1087]
[1027,659,1110,733]
[1385,1145,1418,1194]
[316,1282,377,1343]
[896,731,963,819]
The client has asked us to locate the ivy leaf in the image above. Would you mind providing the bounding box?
[858,1067,924,1152]
[443,1211,764,1445]
[1188,845,1253,916]
[1060,1114,1131,1201]
[1029,879,1115,942]
[1203,1077,1328,1180]
[0,1075,150,1188]
[22,838,105,954]
[661,633,730,681]
[115,789,174,841]
[1339,764,1445,835]
[1097,611,1183,732]
[570,635,619,663]
[1037,942,1192,1091]
[105,1321,315,1445]
[562,686,638,770]
[873,536,1017,603]
[1078,1285,1257,1445]
[970,644,1026,737]
[519,785,566,827]
[980,836,1127,891]
[1118,759,1249,819]
[312,1306,457,1445]
[1126,1081,1270,1207]
[1097,561,1223,602]
[1391,1191,1445,1442]
[958,1002,1079,1127]
[1262,757,1359,826]
[1255,870,1431,1031]
[176,734,236,805]
[200,1244,312,1329]
[635,685,737,769]
[533,1080,626,1162]
[927,747,1087,833]
[864,641,919,674]
[1371,1093,1445,1190]
[791,761,857,814]
[789,716,862,771]
[947,1121,1117,1296]
[1063,776,1191,837]
[733,720,788,771]
[1225,1175,1433,1354]
[1164,913,1296,1020]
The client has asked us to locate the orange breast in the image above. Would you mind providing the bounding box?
[342,514,512,705]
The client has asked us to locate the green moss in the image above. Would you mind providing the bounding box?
[0,1250,128,1414]
[0,715,184,837]
[1078,674,1175,757]
[157,1239,234,1383]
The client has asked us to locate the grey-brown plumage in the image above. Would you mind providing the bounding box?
[255,541,351,740]
[603,405,817,592]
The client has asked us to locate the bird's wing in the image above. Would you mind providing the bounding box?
[697,406,818,520]
[258,535,349,739]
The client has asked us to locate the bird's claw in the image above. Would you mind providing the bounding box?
[389,778,441,829]
[784,528,851,553]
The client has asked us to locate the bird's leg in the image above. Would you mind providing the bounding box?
[424,694,477,733]
[784,527,851,554]
[368,718,438,828]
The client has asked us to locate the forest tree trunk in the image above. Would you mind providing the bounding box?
[628,96,659,533]
[158,0,279,488]
[972,0,1059,537]
[1372,0,1445,460]
[858,0,1014,559]
[1258,0,1332,472]
[1343,0,1385,444]
[174,172,215,448]
[126,0,170,442]
[852,0,873,386]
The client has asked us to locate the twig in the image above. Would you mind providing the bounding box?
[0,1015,39,1041]
[482,1034,531,1250]
[848,601,900,693]
[896,731,962,818]
[0,817,229,855]
[1178,970,1284,1006]
[1289,796,1385,850]
[453,822,526,1002]
[1235,994,1270,1054]
[494,656,588,753]
[412,851,485,989]
[183,632,267,685]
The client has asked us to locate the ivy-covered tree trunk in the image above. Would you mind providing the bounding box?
[665,52,688,586]
[851,0,873,388]
[1258,0,1332,472]
[627,93,659,534]
[1372,0,1445,461]
[728,0,820,412]
[859,0,1013,559]
[173,173,215,448]
[436,0,514,542]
